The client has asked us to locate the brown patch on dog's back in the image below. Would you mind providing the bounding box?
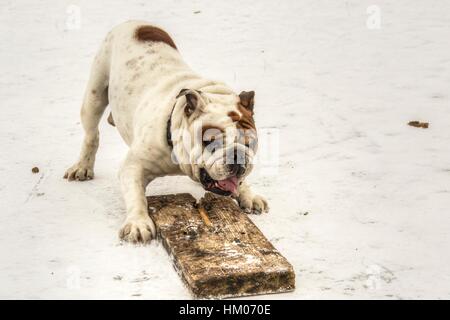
[135,25,177,50]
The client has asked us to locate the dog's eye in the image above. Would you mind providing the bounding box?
[203,137,223,153]
[203,136,216,147]
[203,139,214,147]
[245,139,258,151]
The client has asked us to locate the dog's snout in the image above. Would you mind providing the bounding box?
[227,147,246,176]
[234,147,246,164]
[228,163,245,177]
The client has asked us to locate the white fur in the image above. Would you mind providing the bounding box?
[64,21,268,243]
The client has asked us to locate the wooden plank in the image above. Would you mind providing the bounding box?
[147,192,295,299]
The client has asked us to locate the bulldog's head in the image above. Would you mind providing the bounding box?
[171,89,258,196]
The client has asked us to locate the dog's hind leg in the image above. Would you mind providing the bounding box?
[64,36,111,181]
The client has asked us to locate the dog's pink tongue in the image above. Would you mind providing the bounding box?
[217,176,238,194]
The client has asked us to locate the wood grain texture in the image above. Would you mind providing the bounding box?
[147,192,295,298]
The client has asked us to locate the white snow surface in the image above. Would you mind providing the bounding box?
[1,0,450,299]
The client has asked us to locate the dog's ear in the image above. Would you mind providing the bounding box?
[177,89,203,116]
[239,91,255,112]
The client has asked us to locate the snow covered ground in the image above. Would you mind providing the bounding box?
[1,0,450,299]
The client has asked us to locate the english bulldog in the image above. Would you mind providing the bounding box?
[64,21,269,243]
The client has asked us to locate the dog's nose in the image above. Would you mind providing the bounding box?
[233,148,245,164]
[227,148,246,176]
[229,163,245,177]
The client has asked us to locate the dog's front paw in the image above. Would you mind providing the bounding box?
[238,194,269,214]
[119,216,156,244]
[63,162,94,181]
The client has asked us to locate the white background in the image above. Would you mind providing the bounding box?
[1,0,449,299]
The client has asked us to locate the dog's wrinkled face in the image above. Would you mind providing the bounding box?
[172,89,258,196]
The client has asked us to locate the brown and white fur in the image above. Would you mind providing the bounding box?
[64,21,268,244]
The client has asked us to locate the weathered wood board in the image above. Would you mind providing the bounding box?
[147,192,295,299]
